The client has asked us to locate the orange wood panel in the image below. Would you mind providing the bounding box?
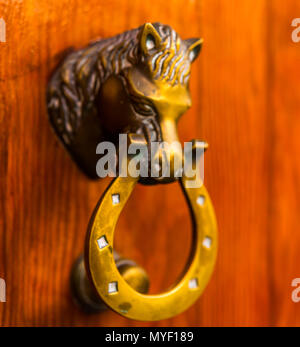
[265,0,300,327]
[0,0,300,327]
[194,0,271,326]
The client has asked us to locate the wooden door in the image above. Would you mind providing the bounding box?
[1,0,300,327]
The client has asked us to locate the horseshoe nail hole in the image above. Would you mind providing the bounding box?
[196,195,205,206]
[108,281,118,294]
[202,236,212,249]
[112,194,120,205]
[189,278,199,289]
[97,235,108,249]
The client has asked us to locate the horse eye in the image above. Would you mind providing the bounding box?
[132,102,156,116]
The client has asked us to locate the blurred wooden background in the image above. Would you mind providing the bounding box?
[0,0,300,326]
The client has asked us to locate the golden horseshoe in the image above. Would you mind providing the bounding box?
[84,138,217,321]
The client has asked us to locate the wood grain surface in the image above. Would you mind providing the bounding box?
[0,0,300,326]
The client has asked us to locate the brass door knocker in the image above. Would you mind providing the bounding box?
[47,22,218,321]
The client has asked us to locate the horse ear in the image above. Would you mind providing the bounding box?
[140,23,162,54]
[185,38,203,62]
